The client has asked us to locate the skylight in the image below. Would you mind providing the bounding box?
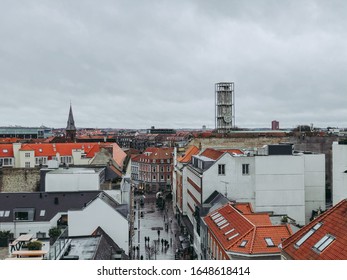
[265,237,275,247]
[219,223,229,229]
[0,211,4,217]
[211,213,221,220]
[217,219,227,227]
[3,149,8,153]
[210,212,219,218]
[313,235,335,253]
[228,233,239,241]
[214,216,224,223]
[239,240,248,247]
[224,228,235,235]
[4,211,10,217]
[295,222,323,248]
[40,210,46,217]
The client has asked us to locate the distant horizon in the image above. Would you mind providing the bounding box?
[0,124,345,131]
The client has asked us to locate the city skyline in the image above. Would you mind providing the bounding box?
[1,1,346,129]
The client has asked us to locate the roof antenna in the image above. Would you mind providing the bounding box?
[221,181,229,197]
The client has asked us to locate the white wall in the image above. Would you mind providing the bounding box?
[255,155,306,225]
[45,172,100,192]
[68,198,129,254]
[303,154,326,222]
[19,150,35,168]
[204,154,255,204]
[333,142,347,205]
[72,149,92,165]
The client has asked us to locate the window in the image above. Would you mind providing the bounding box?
[36,232,46,239]
[25,153,30,158]
[167,166,170,172]
[14,208,34,221]
[153,175,156,181]
[224,228,235,235]
[3,158,13,166]
[167,159,170,163]
[228,233,239,240]
[219,223,229,229]
[167,174,170,180]
[161,175,164,181]
[25,162,30,168]
[242,164,250,175]
[313,235,335,253]
[217,220,227,227]
[218,164,225,175]
[152,167,156,172]
[295,222,323,248]
[15,212,28,221]
[265,237,275,247]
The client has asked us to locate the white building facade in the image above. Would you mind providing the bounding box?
[68,194,129,255]
[185,148,325,226]
[332,141,347,205]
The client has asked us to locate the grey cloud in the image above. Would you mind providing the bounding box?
[0,0,346,129]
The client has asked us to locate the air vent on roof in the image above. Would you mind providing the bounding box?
[39,148,43,152]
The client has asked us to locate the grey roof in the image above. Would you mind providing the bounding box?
[0,191,101,222]
[66,105,76,131]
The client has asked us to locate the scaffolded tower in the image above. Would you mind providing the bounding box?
[215,82,235,133]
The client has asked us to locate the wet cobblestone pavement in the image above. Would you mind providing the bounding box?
[132,193,182,260]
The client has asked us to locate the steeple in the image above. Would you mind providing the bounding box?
[66,103,76,142]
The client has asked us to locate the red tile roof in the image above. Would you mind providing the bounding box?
[1,143,100,158]
[281,199,347,260]
[0,144,14,157]
[200,148,224,160]
[233,203,254,214]
[0,138,19,144]
[219,149,244,155]
[204,203,292,256]
[100,143,127,168]
[132,147,174,162]
[200,148,243,160]
[177,145,199,163]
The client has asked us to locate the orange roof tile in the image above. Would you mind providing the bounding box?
[132,147,174,162]
[200,148,224,160]
[282,199,347,260]
[0,144,14,157]
[204,203,292,256]
[177,146,199,163]
[200,148,244,160]
[9,143,100,158]
[219,149,244,155]
[233,202,254,214]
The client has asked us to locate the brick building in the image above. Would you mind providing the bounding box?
[131,147,174,192]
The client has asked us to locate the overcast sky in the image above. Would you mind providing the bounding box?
[0,0,346,129]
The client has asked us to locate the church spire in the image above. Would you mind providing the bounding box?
[66,103,76,142]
